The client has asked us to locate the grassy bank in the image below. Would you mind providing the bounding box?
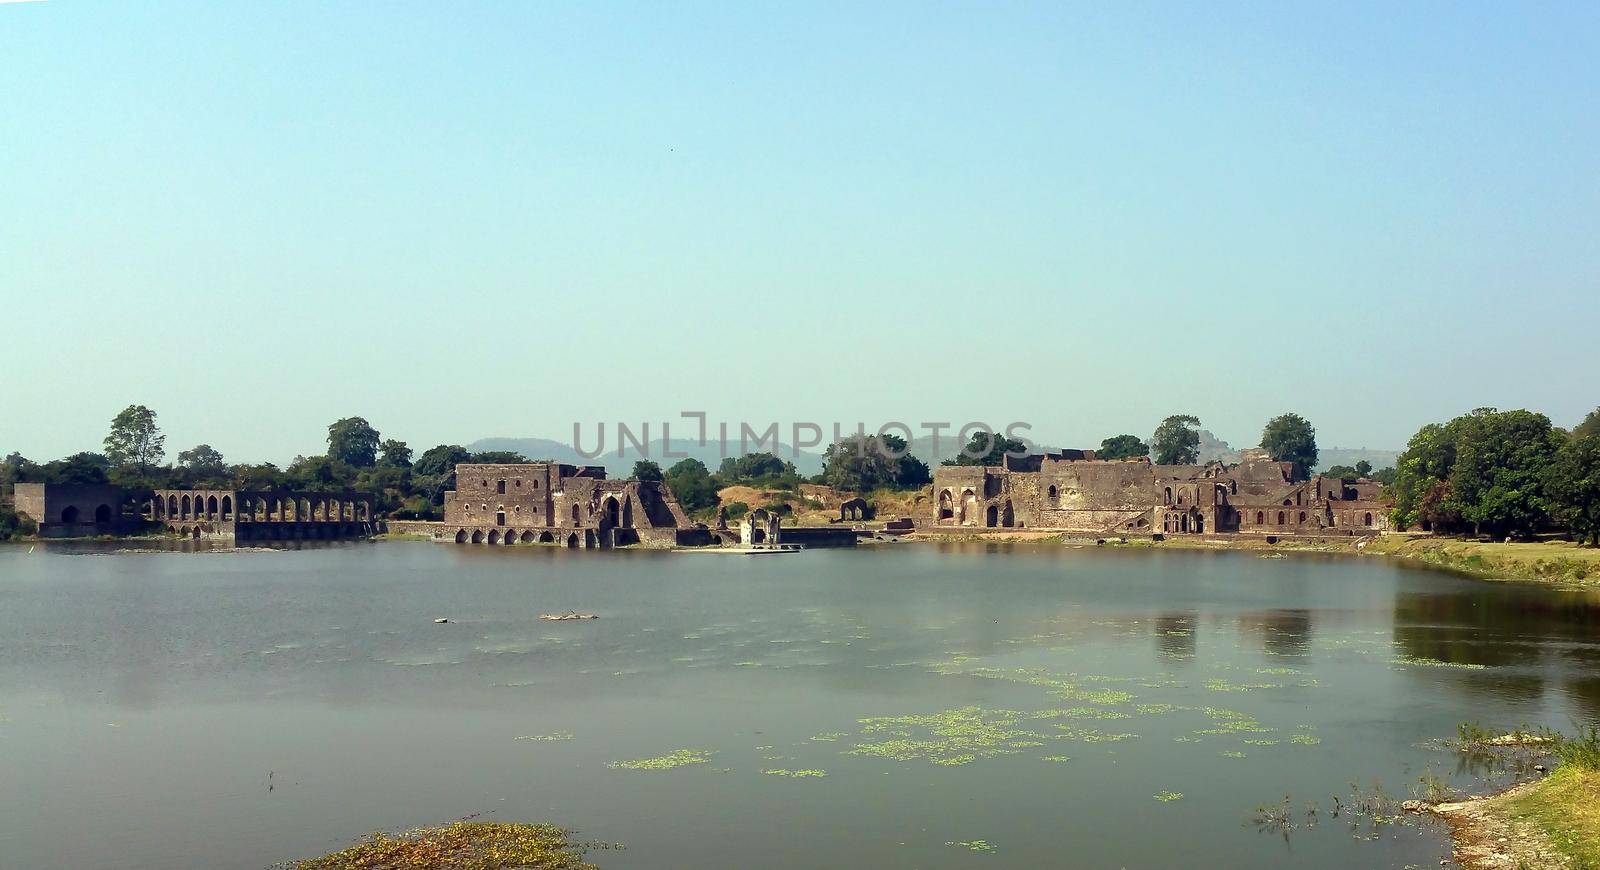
[1363,536,1600,589]
[1438,729,1600,869]
[1501,766,1600,867]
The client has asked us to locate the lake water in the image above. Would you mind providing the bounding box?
[2,541,1598,869]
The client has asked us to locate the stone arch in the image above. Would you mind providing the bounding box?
[1277,511,1286,525]
[961,489,976,525]
[205,495,217,519]
[168,494,179,518]
[938,489,954,521]
[503,530,516,545]
[471,529,484,544]
[1047,484,1059,504]
[455,529,467,543]
[1164,486,1173,505]
[1364,512,1373,527]
[181,495,192,518]
[985,504,998,527]
[1001,499,1014,527]
[584,529,596,548]
[538,531,554,543]
[565,532,579,548]
[603,496,621,528]
[1256,511,1264,524]
[488,530,501,545]
[179,525,190,538]
[94,504,112,523]
[221,496,233,520]
[1298,511,1306,523]
[191,525,201,539]
[520,531,535,543]
[571,504,582,526]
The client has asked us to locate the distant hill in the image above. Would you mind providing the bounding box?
[468,436,827,477]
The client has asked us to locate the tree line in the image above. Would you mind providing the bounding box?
[1388,407,1600,543]
[0,406,536,522]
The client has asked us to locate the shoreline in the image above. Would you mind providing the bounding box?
[1427,766,1599,869]
[12,528,1600,592]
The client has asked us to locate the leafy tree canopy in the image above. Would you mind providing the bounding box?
[379,439,413,469]
[1151,415,1201,465]
[1261,413,1318,471]
[664,458,717,513]
[327,417,381,468]
[1098,434,1149,461]
[631,459,664,483]
[177,444,226,472]
[104,404,164,474]
[1545,434,1600,546]
[413,444,471,478]
[943,431,1029,467]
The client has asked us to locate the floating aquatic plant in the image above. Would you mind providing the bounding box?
[1289,735,1321,746]
[1391,656,1487,670]
[1222,750,1246,758]
[809,731,847,742]
[1041,755,1072,762]
[293,821,596,870]
[763,768,827,778]
[946,839,996,853]
[607,749,714,771]
[515,732,575,742]
[1154,791,1184,802]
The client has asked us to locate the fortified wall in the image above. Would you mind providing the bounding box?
[929,448,1388,537]
[439,462,698,548]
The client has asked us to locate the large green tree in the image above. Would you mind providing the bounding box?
[327,417,381,468]
[631,459,664,482]
[1260,413,1318,471]
[944,431,1029,467]
[1151,415,1201,465]
[414,444,471,478]
[176,444,226,474]
[379,439,413,468]
[821,435,898,492]
[1390,408,1563,536]
[1545,434,1600,546]
[104,404,164,476]
[1098,434,1149,461]
[663,458,717,513]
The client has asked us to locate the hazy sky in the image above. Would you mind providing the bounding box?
[3,2,1597,465]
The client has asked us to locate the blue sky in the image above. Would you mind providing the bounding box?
[3,1,1597,464]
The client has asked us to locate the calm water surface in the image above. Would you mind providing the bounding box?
[3,541,1598,869]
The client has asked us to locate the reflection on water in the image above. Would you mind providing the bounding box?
[0,541,1597,869]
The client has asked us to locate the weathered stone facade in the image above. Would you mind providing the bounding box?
[930,448,1389,536]
[440,462,695,548]
[147,489,375,540]
[12,483,132,537]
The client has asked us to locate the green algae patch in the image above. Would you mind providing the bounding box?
[1222,750,1246,758]
[1041,755,1072,762]
[847,707,1055,766]
[809,731,848,742]
[607,749,714,771]
[1289,734,1322,746]
[1391,655,1488,670]
[763,768,827,778]
[946,839,997,853]
[1154,791,1184,802]
[293,821,596,870]
[516,732,575,742]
